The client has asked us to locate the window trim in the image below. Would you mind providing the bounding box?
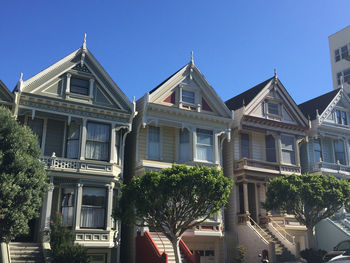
[280,134,296,165]
[147,126,161,160]
[334,139,346,165]
[85,121,111,161]
[313,139,322,163]
[240,133,250,159]
[195,128,214,162]
[69,76,90,96]
[182,89,195,105]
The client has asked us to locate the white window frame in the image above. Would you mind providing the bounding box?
[281,134,296,165]
[267,101,280,116]
[182,89,195,105]
[196,128,213,162]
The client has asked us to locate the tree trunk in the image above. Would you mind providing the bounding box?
[307,227,314,248]
[170,237,181,263]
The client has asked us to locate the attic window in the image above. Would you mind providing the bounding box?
[70,77,89,96]
[267,102,279,115]
[182,90,195,104]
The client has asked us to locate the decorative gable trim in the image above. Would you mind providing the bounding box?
[319,89,348,124]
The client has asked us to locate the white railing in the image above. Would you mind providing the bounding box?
[270,217,295,244]
[248,216,269,244]
[311,161,350,174]
[234,158,301,174]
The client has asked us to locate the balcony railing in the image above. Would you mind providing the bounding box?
[310,161,350,176]
[234,158,301,174]
[40,156,115,174]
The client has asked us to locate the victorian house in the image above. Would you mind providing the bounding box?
[298,87,350,252]
[224,74,309,263]
[0,38,135,263]
[123,57,233,263]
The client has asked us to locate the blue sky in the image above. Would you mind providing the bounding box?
[0,1,349,104]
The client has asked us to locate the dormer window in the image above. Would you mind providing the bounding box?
[182,90,195,104]
[267,102,279,115]
[335,110,348,125]
[70,77,89,95]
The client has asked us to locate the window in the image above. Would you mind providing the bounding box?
[335,49,341,62]
[182,90,195,104]
[85,122,110,161]
[70,77,89,95]
[240,133,250,158]
[148,126,160,160]
[334,139,346,165]
[196,129,213,162]
[265,135,276,162]
[341,45,349,59]
[27,118,44,147]
[281,135,295,164]
[66,122,80,159]
[335,110,348,125]
[267,102,279,115]
[314,139,322,162]
[61,188,75,227]
[80,187,106,228]
[179,129,190,162]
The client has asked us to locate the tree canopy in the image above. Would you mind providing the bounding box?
[0,106,48,242]
[263,173,350,247]
[114,164,233,263]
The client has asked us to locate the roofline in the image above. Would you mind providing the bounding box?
[328,25,350,38]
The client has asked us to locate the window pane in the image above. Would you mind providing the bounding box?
[70,77,89,95]
[85,122,110,161]
[281,135,295,164]
[341,45,349,59]
[240,134,250,158]
[334,140,346,165]
[342,111,348,125]
[81,187,106,229]
[182,90,195,104]
[67,122,80,159]
[268,102,279,115]
[335,49,341,62]
[196,129,213,162]
[61,188,75,227]
[148,126,160,160]
[179,129,190,161]
[336,110,342,124]
[314,139,322,162]
[265,135,276,162]
[27,118,44,146]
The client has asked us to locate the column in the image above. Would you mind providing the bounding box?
[80,118,87,160]
[192,128,197,161]
[65,73,71,94]
[260,183,267,216]
[295,138,301,166]
[74,183,83,230]
[243,182,249,214]
[110,124,116,163]
[214,132,220,165]
[89,78,95,98]
[40,179,54,231]
[255,183,260,222]
[277,135,283,164]
[106,183,115,231]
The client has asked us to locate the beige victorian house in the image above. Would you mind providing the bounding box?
[0,38,135,263]
[123,58,233,263]
[224,75,309,263]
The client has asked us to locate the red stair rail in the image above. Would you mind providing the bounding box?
[136,231,167,263]
[179,239,200,263]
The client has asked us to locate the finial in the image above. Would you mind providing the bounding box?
[17,72,23,92]
[340,75,344,90]
[190,51,194,64]
[274,68,277,79]
[20,72,23,81]
[316,109,319,117]
[83,33,87,50]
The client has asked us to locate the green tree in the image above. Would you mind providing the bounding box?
[114,164,233,263]
[0,106,48,242]
[263,173,350,248]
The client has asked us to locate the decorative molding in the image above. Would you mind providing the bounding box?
[73,64,91,73]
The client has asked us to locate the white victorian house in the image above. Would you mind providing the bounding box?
[123,57,233,263]
[299,87,350,252]
[224,74,309,263]
[0,38,135,263]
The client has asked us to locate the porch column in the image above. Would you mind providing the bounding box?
[40,177,54,231]
[89,79,95,98]
[277,135,282,164]
[75,183,83,230]
[110,124,116,163]
[243,182,249,214]
[214,132,220,165]
[106,182,115,231]
[192,128,197,161]
[65,73,71,94]
[80,118,87,160]
[260,183,267,215]
[295,138,302,166]
[255,183,260,222]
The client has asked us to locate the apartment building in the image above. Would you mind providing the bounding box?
[123,58,233,263]
[0,39,135,263]
[224,74,309,263]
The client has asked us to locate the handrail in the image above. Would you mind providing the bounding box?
[270,217,295,244]
[248,216,269,240]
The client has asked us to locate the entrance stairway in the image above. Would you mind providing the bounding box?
[250,223,296,262]
[9,242,45,263]
[149,232,187,263]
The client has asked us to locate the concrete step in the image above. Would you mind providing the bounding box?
[10,242,44,263]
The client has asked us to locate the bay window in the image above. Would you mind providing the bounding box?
[240,133,250,159]
[334,139,346,165]
[265,135,276,162]
[281,135,295,164]
[66,122,80,159]
[196,128,213,162]
[179,129,190,162]
[80,187,106,229]
[85,122,110,161]
[148,126,160,160]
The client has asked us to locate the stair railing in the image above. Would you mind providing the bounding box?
[155,232,166,253]
[248,216,269,243]
[270,217,295,244]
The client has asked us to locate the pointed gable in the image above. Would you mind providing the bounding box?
[148,63,232,119]
[19,47,133,113]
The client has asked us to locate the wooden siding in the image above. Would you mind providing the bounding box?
[233,135,239,161]
[162,126,175,162]
[138,127,147,161]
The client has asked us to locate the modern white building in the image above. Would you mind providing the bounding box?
[329,26,350,94]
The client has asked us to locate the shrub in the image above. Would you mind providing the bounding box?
[233,245,246,263]
[300,248,326,263]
